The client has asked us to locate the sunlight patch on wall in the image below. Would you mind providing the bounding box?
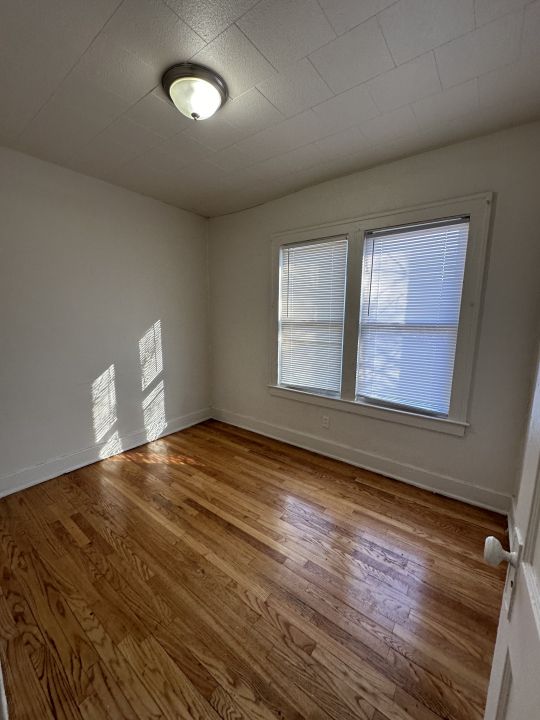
[92,364,117,441]
[139,320,167,442]
[139,320,163,391]
[142,379,166,442]
[92,364,123,459]
[99,430,122,459]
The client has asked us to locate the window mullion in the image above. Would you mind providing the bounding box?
[340,230,363,401]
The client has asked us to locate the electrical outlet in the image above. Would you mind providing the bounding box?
[321,415,330,429]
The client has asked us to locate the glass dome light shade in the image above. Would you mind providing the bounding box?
[169,76,222,120]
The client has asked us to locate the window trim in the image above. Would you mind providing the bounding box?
[269,192,493,437]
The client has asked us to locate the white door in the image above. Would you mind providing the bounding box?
[484,349,540,719]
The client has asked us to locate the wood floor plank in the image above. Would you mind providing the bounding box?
[0,636,56,720]
[80,661,137,720]
[0,420,506,719]
[209,685,253,719]
[64,593,162,719]
[117,633,222,720]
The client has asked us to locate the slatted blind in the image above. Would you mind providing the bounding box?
[279,237,347,395]
[356,218,469,416]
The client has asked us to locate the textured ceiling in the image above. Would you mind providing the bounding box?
[1,0,539,217]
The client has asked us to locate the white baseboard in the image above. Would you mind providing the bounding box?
[0,405,511,515]
[0,408,211,498]
[211,408,511,514]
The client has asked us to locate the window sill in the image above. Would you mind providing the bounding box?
[267,385,468,437]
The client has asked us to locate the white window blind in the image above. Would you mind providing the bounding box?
[279,237,347,395]
[356,218,469,416]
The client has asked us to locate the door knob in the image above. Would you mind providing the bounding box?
[484,536,518,567]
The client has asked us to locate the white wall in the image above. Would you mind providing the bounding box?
[2,124,539,510]
[0,147,210,495]
[208,122,540,513]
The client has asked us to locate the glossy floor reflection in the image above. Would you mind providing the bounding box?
[0,420,507,719]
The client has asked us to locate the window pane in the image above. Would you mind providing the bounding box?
[279,238,347,395]
[356,219,469,415]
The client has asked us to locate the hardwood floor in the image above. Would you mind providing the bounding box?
[0,420,507,720]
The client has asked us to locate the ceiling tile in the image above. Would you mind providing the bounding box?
[314,142,402,182]
[40,0,123,45]
[15,85,132,161]
[368,52,441,112]
[206,144,255,172]
[0,0,122,64]
[221,165,265,191]
[201,183,270,215]
[183,116,246,150]
[252,143,325,180]
[165,0,259,42]
[259,172,315,199]
[257,59,333,117]
[318,0,397,35]
[412,79,479,128]
[175,167,266,216]
[225,166,266,190]
[302,153,380,186]
[474,0,530,26]
[315,125,371,158]
[125,90,191,137]
[0,55,62,139]
[417,102,531,148]
[106,158,191,205]
[359,105,420,145]
[166,158,229,193]
[308,153,369,179]
[70,117,164,174]
[478,53,540,111]
[68,33,158,102]
[238,0,336,68]
[435,10,523,88]
[52,74,131,126]
[0,16,69,78]
[153,130,213,167]
[112,147,176,178]
[219,88,284,135]
[379,0,475,65]
[309,18,394,93]
[192,24,275,97]
[311,84,380,134]
[236,110,334,162]
[0,0,117,137]
[67,146,135,178]
[103,151,192,207]
[282,163,337,192]
[364,131,434,160]
[103,0,205,68]
[96,116,165,151]
[163,160,237,213]
[316,123,425,170]
[522,1,540,57]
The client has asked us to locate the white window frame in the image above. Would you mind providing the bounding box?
[269,193,493,437]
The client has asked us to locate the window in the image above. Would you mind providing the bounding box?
[278,237,347,395]
[271,194,491,435]
[356,219,469,416]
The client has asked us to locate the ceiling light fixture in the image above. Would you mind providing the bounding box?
[162,62,228,121]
